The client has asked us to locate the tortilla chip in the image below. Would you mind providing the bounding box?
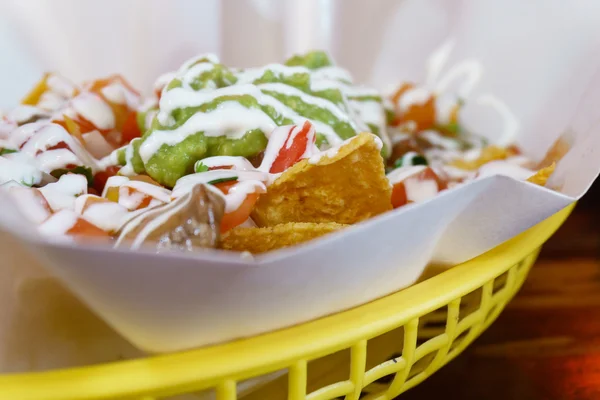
[252,132,392,226]
[537,134,572,169]
[221,222,347,254]
[527,162,556,186]
[451,145,518,170]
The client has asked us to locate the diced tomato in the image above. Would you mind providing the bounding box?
[67,218,109,237]
[76,116,99,134]
[220,193,259,233]
[32,141,74,156]
[392,97,436,132]
[54,115,98,135]
[50,119,68,132]
[93,165,121,194]
[424,167,448,191]
[52,115,102,148]
[391,182,408,208]
[23,140,62,156]
[391,82,436,132]
[87,75,140,133]
[119,187,154,211]
[390,167,447,209]
[269,121,316,173]
[214,181,237,194]
[47,141,70,152]
[121,111,142,144]
[214,180,260,233]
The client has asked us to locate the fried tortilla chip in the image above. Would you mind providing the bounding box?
[221,222,347,254]
[537,133,572,169]
[252,132,392,226]
[527,162,556,186]
[451,145,519,170]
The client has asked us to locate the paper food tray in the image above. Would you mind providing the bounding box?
[0,0,599,355]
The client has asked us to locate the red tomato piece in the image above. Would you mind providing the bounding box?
[47,141,70,151]
[390,82,436,131]
[33,141,71,155]
[93,165,121,194]
[220,193,259,233]
[128,187,153,210]
[67,218,109,237]
[390,167,447,209]
[391,181,408,208]
[214,181,238,195]
[270,121,315,173]
[118,187,154,211]
[85,75,140,139]
[121,111,142,144]
[214,180,260,233]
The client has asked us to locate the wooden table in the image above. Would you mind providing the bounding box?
[402,191,600,400]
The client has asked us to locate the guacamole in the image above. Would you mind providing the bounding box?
[126,51,390,187]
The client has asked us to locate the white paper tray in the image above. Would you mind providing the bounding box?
[0,0,599,357]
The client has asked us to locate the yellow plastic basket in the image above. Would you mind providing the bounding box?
[0,205,574,400]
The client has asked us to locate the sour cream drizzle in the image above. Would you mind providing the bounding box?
[198,156,255,171]
[114,183,223,249]
[172,170,268,212]
[142,55,389,165]
[78,199,130,233]
[70,93,116,130]
[38,209,79,236]
[1,72,143,188]
[100,82,140,109]
[387,165,440,203]
[38,173,87,211]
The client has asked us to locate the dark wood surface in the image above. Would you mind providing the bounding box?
[402,183,600,400]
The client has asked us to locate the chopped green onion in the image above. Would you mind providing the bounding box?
[412,155,428,166]
[394,152,428,168]
[194,161,209,173]
[0,148,17,156]
[207,176,237,185]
